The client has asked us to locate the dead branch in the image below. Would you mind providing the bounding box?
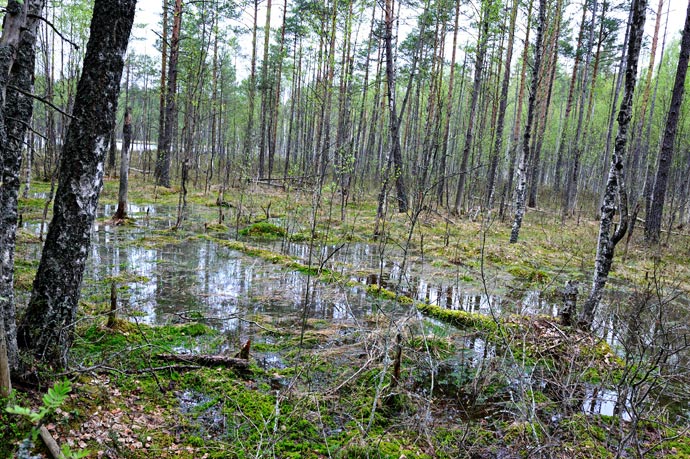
[156,353,251,371]
[39,425,62,459]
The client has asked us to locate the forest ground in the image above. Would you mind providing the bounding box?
[2,176,689,458]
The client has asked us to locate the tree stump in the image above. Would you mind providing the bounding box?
[560,280,579,327]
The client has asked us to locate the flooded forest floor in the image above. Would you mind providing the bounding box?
[4,177,690,458]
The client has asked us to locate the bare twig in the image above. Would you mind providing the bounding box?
[28,13,80,49]
[7,84,75,119]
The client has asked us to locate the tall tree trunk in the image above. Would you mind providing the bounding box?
[382,0,408,213]
[642,0,670,222]
[500,0,533,220]
[114,106,133,220]
[257,0,272,179]
[527,0,560,209]
[1,0,44,378]
[351,2,378,200]
[317,0,338,183]
[284,33,301,180]
[629,0,664,205]
[563,0,598,219]
[554,2,588,194]
[437,0,461,208]
[206,6,219,195]
[486,0,518,209]
[579,0,646,330]
[645,1,690,243]
[510,0,545,243]
[156,0,182,188]
[154,0,168,184]
[269,0,288,182]
[454,1,490,215]
[244,0,259,169]
[600,5,633,195]
[17,0,136,368]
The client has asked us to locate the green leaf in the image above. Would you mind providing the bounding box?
[61,444,90,459]
[5,405,34,417]
[42,380,71,410]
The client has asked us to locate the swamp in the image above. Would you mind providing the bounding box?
[1,0,690,457]
[3,177,690,458]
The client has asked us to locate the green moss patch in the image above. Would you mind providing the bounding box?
[238,221,286,239]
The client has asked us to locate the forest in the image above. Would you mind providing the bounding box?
[1,0,690,457]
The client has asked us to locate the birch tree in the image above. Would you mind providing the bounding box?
[579,0,647,330]
[510,0,545,243]
[18,0,137,368]
[0,0,45,382]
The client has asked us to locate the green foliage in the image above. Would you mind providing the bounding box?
[7,380,71,429]
[0,395,24,458]
[5,380,88,458]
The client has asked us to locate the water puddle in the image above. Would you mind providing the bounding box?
[582,386,631,421]
[177,390,226,439]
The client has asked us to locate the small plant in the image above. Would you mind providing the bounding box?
[6,380,88,459]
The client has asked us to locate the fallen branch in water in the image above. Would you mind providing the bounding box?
[156,353,251,372]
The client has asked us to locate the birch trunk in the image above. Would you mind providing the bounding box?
[579,0,646,330]
[18,0,136,368]
[1,0,44,374]
[510,0,545,243]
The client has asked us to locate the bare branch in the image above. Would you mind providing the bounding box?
[27,13,80,50]
[7,84,75,119]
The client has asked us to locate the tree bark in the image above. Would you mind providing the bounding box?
[257,0,272,179]
[645,0,690,244]
[154,0,168,183]
[1,0,44,374]
[437,0,461,208]
[510,0,545,243]
[486,0,518,209]
[114,107,133,220]
[383,0,408,213]
[554,2,588,194]
[17,0,136,368]
[454,1,490,215]
[579,0,646,330]
[155,0,181,188]
[500,0,532,220]
[563,0,598,219]
[244,0,259,169]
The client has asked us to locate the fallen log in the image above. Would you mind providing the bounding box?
[156,353,250,372]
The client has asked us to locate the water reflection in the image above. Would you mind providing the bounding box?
[582,386,631,421]
[87,222,382,337]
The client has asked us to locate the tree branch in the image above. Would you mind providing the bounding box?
[27,13,80,50]
[7,85,75,119]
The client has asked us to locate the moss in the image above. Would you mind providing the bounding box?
[365,285,414,304]
[238,222,286,239]
[507,264,551,284]
[205,223,228,233]
[13,258,38,291]
[416,302,498,332]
